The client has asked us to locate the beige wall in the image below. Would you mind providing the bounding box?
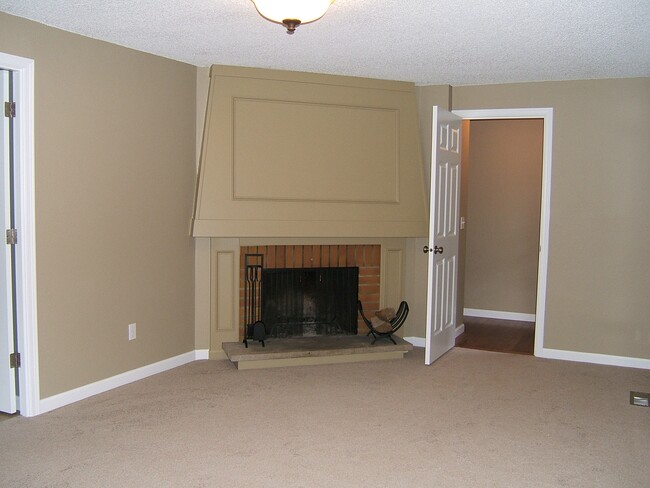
[464,119,543,314]
[0,13,197,397]
[453,78,650,359]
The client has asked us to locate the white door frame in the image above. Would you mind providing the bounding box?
[0,52,39,417]
[452,108,553,358]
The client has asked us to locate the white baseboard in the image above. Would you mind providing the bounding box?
[405,325,465,349]
[32,343,649,417]
[464,308,535,322]
[404,336,425,348]
[456,323,465,337]
[195,349,210,360]
[537,347,650,370]
[39,350,205,415]
[380,334,650,371]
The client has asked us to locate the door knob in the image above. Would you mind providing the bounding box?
[423,245,444,254]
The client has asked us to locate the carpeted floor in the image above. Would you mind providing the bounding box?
[1,347,648,487]
[0,412,17,423]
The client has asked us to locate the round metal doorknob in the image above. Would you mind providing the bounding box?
[423,245,444,254]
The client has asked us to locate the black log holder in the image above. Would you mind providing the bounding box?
[243,254,266,348]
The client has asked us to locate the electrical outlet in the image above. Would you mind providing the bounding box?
[128,323,137,341]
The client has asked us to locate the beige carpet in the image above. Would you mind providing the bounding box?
[1,348,648,487]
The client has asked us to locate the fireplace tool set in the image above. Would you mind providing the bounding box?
[243,254,267,347]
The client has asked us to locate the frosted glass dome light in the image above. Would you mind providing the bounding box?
[251,0,335,34]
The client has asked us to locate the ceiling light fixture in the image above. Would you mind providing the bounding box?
[251,0,335,35]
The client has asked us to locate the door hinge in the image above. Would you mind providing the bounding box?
[9,352,21,369]
[6,228,17,245]
[4,101,16,118]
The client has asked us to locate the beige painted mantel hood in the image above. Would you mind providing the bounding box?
[192,65,428,238]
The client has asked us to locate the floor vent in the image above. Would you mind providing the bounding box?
[629,391,650,407]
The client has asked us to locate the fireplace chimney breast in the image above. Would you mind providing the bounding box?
[192,65,428,239]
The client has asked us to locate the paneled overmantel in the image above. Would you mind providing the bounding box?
[192,65,428,239]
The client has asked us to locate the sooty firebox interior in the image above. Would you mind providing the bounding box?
[262,267,359,338]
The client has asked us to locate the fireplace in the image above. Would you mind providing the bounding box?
[262,266,358,338]
[239,244,381,340]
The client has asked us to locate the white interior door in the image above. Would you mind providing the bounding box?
[425,107,462,365]
[0,68,17,414]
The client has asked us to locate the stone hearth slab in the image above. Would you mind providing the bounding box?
[223,335,413,370]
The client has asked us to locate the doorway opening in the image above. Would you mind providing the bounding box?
[453,109,554,358]
[457,118,543,355]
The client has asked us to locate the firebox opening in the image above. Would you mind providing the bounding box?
[238,244,381,341]
[262,267,359,338]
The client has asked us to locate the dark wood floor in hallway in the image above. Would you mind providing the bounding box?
[457,316,535,355]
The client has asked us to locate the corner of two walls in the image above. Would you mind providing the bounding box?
[194,67,212,351]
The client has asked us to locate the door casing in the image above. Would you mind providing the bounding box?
[1,67,17,414]
[0,52,39,417]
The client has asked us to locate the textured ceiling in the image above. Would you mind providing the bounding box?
[1,0,649,85]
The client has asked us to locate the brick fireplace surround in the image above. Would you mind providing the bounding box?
[239,244,381,339]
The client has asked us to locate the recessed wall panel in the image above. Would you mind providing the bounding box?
[436,163,448,238]
[447,164,459,236]
[433,259,445,334]
[215,251,235,331]
[233,98,399,203]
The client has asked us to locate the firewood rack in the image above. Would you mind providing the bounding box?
[243,254,266,347]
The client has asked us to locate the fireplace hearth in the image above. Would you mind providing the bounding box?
[262,267,359,338]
